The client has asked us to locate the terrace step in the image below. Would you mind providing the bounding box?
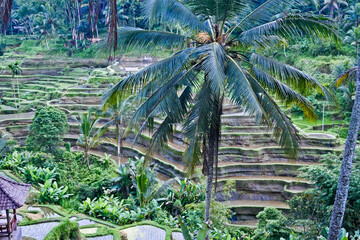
[223,200,290,222]
[215,176,311,201]
[228,221,258,229]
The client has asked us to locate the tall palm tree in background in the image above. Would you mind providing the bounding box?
[7,61,22,111]
[103,0,340,230]
[328,39,360,240]
[320,0,348,19]
[73,111,108,170]
[0,0,13,34]
[103,95,135,166]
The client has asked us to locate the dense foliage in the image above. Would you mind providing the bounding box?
[2,0,360,239]
[26,106,69,153]
[288,152,360,239]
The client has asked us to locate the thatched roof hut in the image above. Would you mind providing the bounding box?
[0,175,30,210]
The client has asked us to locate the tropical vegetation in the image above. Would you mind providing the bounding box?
[1,0,360,239]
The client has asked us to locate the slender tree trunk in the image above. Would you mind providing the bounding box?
[17,78,20,110]
[116,122,122,166]
[204,134,215,223]
[85,148,91,170]
[12,78,17,110]
[327,58,360,239]
[330,6,334,19]
[204,99,222,240]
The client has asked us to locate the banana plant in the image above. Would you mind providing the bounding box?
[73,110,108,170]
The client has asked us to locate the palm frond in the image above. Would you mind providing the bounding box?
[144,0,208,33]
[250,53,335,101]
[102,48,194,108]
[187,0,246,24]
[240,14,341,47]
[196,43,227,96]
[183,80,218,175]
[131,68,197,148]
[183,135,202,176]
[246,73,300,158]
[251,66,317,120]
[336,67,356,87]
[229,0,300,33]
[226,56,263,115]
[115,27,188,52]
[147,86,193,157]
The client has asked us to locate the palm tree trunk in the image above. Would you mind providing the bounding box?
[12,78,17,110]
[17,78,20,110]
[327,58,360,240]
[85,148,91,170]
[204,134,214,223]
[204,99,222,238]
[116,122,121,166]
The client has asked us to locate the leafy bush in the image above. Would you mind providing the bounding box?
[0,151,32,174]
[79,196,162,225]
[65,142,71,151]
[26,106,69,153]
[38,179,72,204]
[44,219,81,240]
[162,178,205,216]
[316,228,360,240]
[111,157,161,205]
[253,207,292,240]
[183,200,232,233]
[55,150,114,201]
[288,152,360,238]
[22,165,58,185]
[29,152,55,168]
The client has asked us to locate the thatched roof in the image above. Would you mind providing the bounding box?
[0,174,31,210]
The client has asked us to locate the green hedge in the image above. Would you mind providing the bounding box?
[44,219,81,240]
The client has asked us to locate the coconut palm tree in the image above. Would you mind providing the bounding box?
[319,0,348,19]
[7,61,22,111]
[328,63,360,240]
[0,0,13,34]
[328,41,360,240]
[102,95,135,166]
[73,110,108,170]
[103,0,339,229]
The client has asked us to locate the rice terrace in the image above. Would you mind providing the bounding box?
[0,0,360,239]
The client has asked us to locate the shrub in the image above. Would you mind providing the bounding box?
[111,157,160,205]
[22,165,58,185]
[65,142,71,151]
[183,200,232,232]
[288,152,360,238]
[161,178,205,216]
[253,207,292,240]
[56,150,114,201]
[26,106,69,153]
[44,219,81,240]
[29,152,55,168]
[79,196,161,225]
[0,151,30,174]
[38,179,72,204]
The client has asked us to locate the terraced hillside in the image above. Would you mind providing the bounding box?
[0,52,343,227]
